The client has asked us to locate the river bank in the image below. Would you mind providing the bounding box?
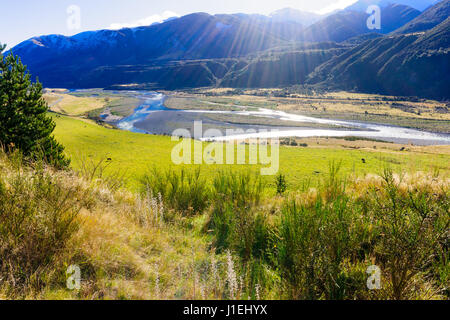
[117,92,450,146]
[44,89,450,146]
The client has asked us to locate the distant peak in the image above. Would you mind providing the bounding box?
[270,7,320,16]
[269,7,322,26]
[344,0,440,12]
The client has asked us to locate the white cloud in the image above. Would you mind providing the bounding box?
[109,11,180,30]
[317,0,358,14]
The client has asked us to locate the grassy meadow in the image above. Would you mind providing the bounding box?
[51,113,450,192]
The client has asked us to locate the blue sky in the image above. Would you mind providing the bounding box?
[1,0,358,49]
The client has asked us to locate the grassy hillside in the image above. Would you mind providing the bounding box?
[1,146,448,300]
[393,0,450,34]
[0,150,225,300]
[308,17,450,99]
[47,93,113,116]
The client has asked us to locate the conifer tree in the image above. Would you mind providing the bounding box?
[0,43,69,168]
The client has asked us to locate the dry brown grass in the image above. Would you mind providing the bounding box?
[173,89,450,122]
[0,152,233,300]
[44,93,115,116]
[1,148,448,300]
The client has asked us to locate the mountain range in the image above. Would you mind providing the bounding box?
[269,8,322,26]
[7,0,450,98]
[308,16,450,98]
[300,4,421,42]
[393,0,450,33]
[346,0,439,11]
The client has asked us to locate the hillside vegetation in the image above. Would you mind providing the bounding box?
[393,0,450,34]
[1,0,449,301]
[308,17,450,99]
[1,148,448,300]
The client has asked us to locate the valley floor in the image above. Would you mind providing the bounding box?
[164,89,450,134]
[42,88,450,191]
[45,88,450,134]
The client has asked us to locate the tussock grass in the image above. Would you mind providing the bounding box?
[0,149,448,300]
[0,151,229,299]
[201,163,449,300]
[0,151,86,297]
[141,167,209,216]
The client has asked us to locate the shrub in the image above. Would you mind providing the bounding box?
[275,173,287,195]
[141,167,209,215]
[321,161,346,201]
[0,156,82,295]
[368,169,449,300]
[211,171,263,208]
[277,195,367,299]
[208,171,271,261]
[276,167,449,300]
[276,163,371,299]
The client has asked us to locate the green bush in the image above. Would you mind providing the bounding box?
[277,195,367,299]
[275,167,449,300]
[275,162,364,299]
[275,173,287,195]
[211,171,263,208]
[368,169,449,300]
[141,167,209,215]
[208,171,271,261]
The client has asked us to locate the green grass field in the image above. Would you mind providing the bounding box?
[52,114,450,192]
